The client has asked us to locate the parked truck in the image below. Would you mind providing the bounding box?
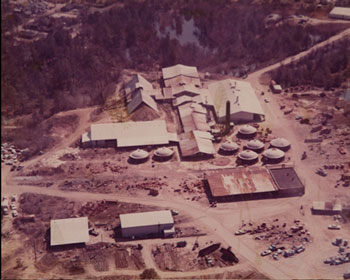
[2,197,9,215]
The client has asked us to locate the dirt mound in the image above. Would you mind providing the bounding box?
[131,105,160,121]
[19,193,79,221]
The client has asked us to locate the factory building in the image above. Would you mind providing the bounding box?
[81,120,175,148]
[329,7,350,20]
[179,130,215,158]
[162,64,201,88]
[207,79,265,124]
[120,210,175,238]
[204,166,304,202]
[50,217,89,246]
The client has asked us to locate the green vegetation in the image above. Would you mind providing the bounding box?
[1,0,349,122]
[271,38,350,89]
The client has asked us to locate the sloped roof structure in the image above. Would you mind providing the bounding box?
[120,210,174,229]
[179,130,215,157]
[162,64,199,80]
[86,120,170,147]
[127,89,158,114]
[178,103,210,132]
[125,74,153,95]
[208,79,264,120]
[50,217,89,246]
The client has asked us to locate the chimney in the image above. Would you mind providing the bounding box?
[225,100,230,134]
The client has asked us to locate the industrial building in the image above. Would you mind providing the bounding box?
[127,89,158,114]
[269,167,305,197]
[179,130,215,158]
[81,120,174,148]
[178,103,210,133]
[162,64,201,88]
[204,167,278,202]
[50,217,89,246]
[120,210,175,238]
[329,7,350,20]
[311,201,342,215]
[207,79,265,123]
[204,166,304,202]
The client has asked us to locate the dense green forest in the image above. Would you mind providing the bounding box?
[271,38,350,89]
[1,0,349,121]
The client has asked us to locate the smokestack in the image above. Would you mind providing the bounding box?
[225,101,230,134]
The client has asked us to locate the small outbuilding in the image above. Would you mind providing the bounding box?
[270,138,291,151]
[120,210,174,238]
[329,7,350,20]
[238,150,259,164]
[129,149,149,161]
[238,125,257,138]
[219,141,239,154]
[154,147,174,160]
[263,148,285,163]
[246,139,264,153]
[50,217,89,246]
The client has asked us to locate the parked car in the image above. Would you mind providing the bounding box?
[234,229,247,236]
[316,168,327,177]
[11,194,17,202]
[12,210,18,217]
[260,250,272,256]
[89,228,99,236]
[328,224,341,230]
[10,203,16,210]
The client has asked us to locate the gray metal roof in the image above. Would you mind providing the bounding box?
[179,130,215,157]
[125,74,153,94]
[127,89,158,114]
[120,210,174,229]
[162,64,199,80]
[50,217,89,246]
[89,120,170,147]
[208,79,264,120]
[178,103,210,133]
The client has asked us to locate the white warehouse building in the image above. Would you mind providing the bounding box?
[120,210,175,238]
[208,79,265,124]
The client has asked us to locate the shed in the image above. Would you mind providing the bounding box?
[120,210,174,238]
[50,217,89,246]
[329,7,350,20]
[179,130,215,158]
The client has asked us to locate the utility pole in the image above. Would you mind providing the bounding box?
[33,239,37,263]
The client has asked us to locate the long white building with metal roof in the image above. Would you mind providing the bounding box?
[207,79,265,123]
[120,210,174,238]
[82,120,173,148]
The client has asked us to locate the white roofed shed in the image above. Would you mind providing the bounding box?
[50,217,89,246]
[120,210,174,238]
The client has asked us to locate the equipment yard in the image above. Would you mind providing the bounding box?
[2,3,350,279]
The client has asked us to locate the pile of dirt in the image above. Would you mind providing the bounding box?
[35,253,59,273]
[131,105,160,121]
[19,193,80,221]
[78,200,160,226]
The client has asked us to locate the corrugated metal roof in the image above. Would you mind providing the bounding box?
[162,64,199,80]
[89,120,170,147]
[207,167,277,197]
[120,210,174,229]
[50,217,89,246]
[207,79,264,120]
[127,89,158,114]
[170,84,202,97]
[179,130,214,157]
[164,75,201,88]
[125,74,153,94]
[178,103,210,133]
